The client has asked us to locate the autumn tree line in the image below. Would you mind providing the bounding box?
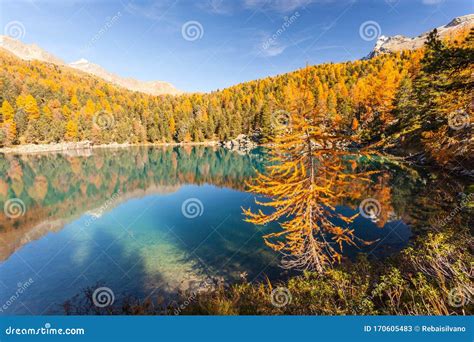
[0,146,263,251]
[0,28,472,170]
[238,27,472,288]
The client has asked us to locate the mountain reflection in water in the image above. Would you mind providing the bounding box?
[0,146,418,314]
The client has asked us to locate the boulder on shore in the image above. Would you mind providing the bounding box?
[220,134,257,153]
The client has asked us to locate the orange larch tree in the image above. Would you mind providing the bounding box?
[243,69,377,272]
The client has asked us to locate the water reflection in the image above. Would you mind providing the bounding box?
[0,146,432,314]
[0,146,263,260]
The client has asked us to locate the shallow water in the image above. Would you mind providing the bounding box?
[0,146,413,314]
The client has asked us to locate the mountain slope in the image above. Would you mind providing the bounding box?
[0,14,472,175]
[367,13,473,58]
[0,35,65,65]
[0,35,181,96]
[68,58,181,96]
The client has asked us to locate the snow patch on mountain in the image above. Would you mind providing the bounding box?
[0,36,181,96]
[366,14,473,59]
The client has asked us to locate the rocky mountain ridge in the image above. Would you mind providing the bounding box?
[366,14,473,58]
[0,35,181,96]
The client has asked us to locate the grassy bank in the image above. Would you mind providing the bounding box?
[174,231,472,315]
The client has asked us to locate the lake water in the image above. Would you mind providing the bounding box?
[0,146,415,314]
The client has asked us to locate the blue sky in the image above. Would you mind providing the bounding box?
[0,0,472,92]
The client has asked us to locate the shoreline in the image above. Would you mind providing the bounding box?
[0,141,221,155]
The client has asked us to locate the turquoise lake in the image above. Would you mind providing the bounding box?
[0,146,413,314]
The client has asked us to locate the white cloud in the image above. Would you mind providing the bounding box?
[257,32,311,57]
[124,1,179,21]
[243,0,315,13]
[198,0,332,15]
[262,44,287,56]
[198,0,235,15]
[421,0,444,5]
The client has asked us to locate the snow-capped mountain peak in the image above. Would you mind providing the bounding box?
[70,58,89,65]
[366,14,473,59]
[0,36,181,96]
[68,58,182,96]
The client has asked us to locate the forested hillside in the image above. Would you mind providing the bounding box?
[0,27,472,169]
